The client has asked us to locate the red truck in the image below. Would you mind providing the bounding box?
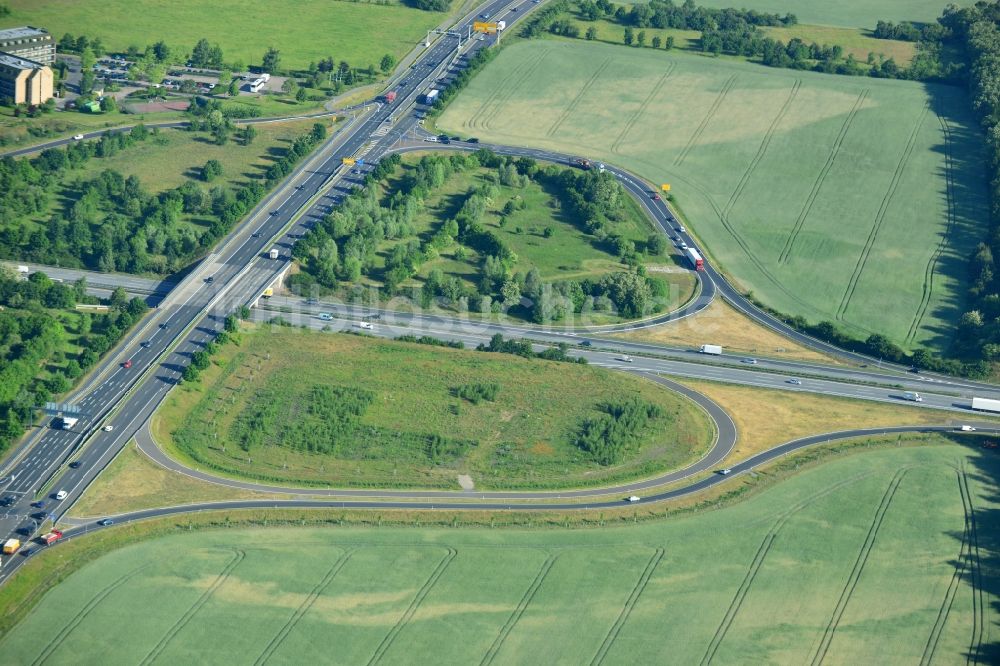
[685,247,705,271]
[40,529,63,545]
[384,91,397,103]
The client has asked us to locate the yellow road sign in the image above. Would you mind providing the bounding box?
[661,183,671,192]
[474,21,498,34]
[342,157,356,166]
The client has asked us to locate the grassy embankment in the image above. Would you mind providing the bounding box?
[439,40,988,352]
[153,327,713,490]
[3,438,996,664]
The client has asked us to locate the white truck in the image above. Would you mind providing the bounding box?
[700,344,722,355]
[59,416,78,430]
[422,89,439,104]
[901,391,923,402]
[268,248,279,260]
[496,20,506,31]
[971,397,1000,413]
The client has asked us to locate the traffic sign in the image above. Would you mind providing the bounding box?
[473,21,498,34]
[342,157,356,166]
[661,184,671,192]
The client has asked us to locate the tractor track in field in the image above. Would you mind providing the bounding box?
[836,104,929,324]
[139,549,246,666]
[921,467,975,666]
[368,548,457,666]
[480,553,559,666]
[254,549,354,666]
[29,563,153,666]
[545,58,613,138]
[721,78,800,221]
[590,548,665,665]
[777,88,868,266]
[674,74,738,167]
[809,469,910,666]
[467,49,550,131]
[960,466,987,664]
[906,109,955,345]
[482,49,553,131]
[610,64,675,155]
[699,473,871,665]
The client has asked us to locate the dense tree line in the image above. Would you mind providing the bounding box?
[937,1,1000,372]
[575,398,664,465]
[0,121,324,275]
[557,0,954,81]
[0,270,148,454]
[404,0,451,10]
[395,334,465,349]
[476,334,587,365]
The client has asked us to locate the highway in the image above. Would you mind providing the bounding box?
[0,0,549,562]
[0,0,998,585]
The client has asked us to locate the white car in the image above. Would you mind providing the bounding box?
[359,322,374,330]
[627,496,641,503]
[787,378,802,385]
[103,424,114,432]
[619,355,633,363]
[55,490,67,500]
[717,468,732,476]
[72,134,84,140]
[742,358,758,365]
[960,425,977,432]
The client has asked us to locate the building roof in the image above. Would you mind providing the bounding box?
[0,52,46,70]
[0,26,50,42]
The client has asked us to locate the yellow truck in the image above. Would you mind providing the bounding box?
[3,538,20,555]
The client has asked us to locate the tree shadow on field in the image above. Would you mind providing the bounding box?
[947,434,1000,663]
[916,82,991,354]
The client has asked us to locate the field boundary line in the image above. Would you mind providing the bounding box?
[467,49,548,130]
[723,79,801,220]
[699,472,871,665]
[367,547,457,665]
[674,74,738,166]
[28,563,152,665]
[960,464,986,663]
[482,48,554,131]
[139,548,246,666]
[906,109,956,344]
[545,58,613,138]
[480,553,559,666]
[809,468,910,666]
[921,467,973,666]
[254,549,354,665]
[610,63,676,155]
[836,104,929,322]
[590,548,665,666]
[778,88,868,265]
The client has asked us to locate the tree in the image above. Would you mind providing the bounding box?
[228,78,240,96]
[201,159,223,182]
[379,53,396,73]
[624,27,634,46]
[152,40,171,62]
[281,77,299,96]
[586,27,598,41]
[637,30,646,47]
[665,36,675,50]
[224,314,239,333]
[262,47,281,74]
[500,279,521,305]
[295,87,308,103]
[100,95,117,113]
[646,233,666,255]
[182,365,200,383]
[242,125,257,145]
[652,35,662,49]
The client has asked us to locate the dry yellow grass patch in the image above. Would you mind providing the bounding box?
[69,442,286,518]
[610,298,838,364]
[675,378,987,465]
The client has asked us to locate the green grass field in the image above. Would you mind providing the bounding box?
[157,328,712,490]
[1,0,444,70]
[439,41,989,351]
[3,440,996,664]
[621,0,946,28]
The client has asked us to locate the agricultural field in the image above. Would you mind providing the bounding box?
[1,0,445,70]
[439,40,989,351]
[155,328,712,490]
[3,441,996,664]
[621,0,947,28]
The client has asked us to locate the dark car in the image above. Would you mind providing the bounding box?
[31,501,45,509]
[579,340,592,347]
[468,137,479,143]
[69,461,82,469]
[98,518,114,526]
[0,496,14,507]
[205,276,214,284]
